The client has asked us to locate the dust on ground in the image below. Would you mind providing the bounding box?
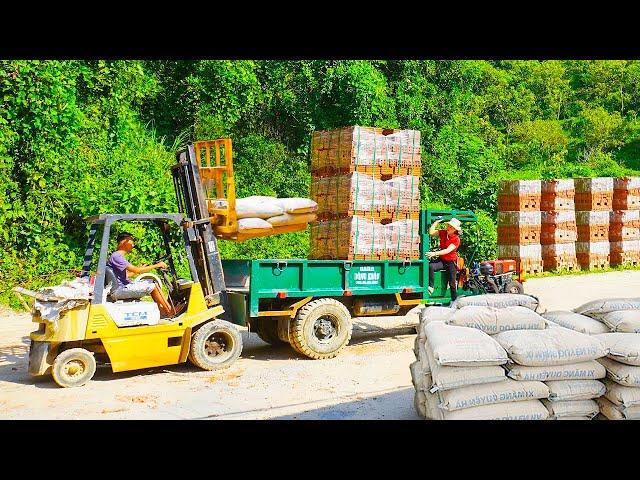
[1,270,638,420]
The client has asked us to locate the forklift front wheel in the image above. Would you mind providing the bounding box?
[188,320,243,371]
[51,348,96,388]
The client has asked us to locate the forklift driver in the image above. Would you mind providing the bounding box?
[106,232,176,318]
[426,218,462,302]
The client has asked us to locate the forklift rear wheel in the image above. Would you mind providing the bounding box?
[51,348,96,388]
[189,320,243,371]
[289,298,352,360]
[256,319,287,345]
[503,281,524,294]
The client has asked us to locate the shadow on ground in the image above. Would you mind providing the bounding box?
[191,386,419,420]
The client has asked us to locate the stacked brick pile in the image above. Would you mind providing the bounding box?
[575,177,614,270]
[309,126,421,260]
[497,180,543,274]
[610,177,640,267]
[541,179,578,272]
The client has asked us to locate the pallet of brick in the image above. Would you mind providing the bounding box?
[610,240,640,267]
[542,243,579,272]
[613,176,640,210]
[575,177,614,211]
[386,219,420,259]
[541,210,577,244]
[609,210,640,242]
[310,126,421,177]
[576,241,610,270]
[497,244,543,274]
[541,179,575,211]
[497,212,541,245]
[309,216,420,260]
[497,180,541,212]
[576,211,610,242]
[309,216,387,260]
[311,173,420,221]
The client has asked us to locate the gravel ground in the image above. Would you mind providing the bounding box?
[2,270,639,420]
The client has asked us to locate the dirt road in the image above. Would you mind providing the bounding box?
[2,270,639,420]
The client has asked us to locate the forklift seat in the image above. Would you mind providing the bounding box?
[105,266,152,302]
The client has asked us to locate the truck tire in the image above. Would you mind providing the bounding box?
[289,298,352,360]
[51,348,96,388]
[188,320,243,371]
[256,319,287,345]
[503,281,525,294]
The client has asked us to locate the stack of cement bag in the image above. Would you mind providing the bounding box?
[412,293,611,420]
[231,196,318,234]
[569,298,640,420]
[411,298,551,420]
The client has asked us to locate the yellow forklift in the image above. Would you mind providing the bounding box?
[15,140,244,388]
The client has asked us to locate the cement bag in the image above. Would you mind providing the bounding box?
[436,379,549,412]
[410,361,425,392]
[274,197,317,214]
[594,333,640,366]
[266,212,317,226]
[493,326,607,366]
[505,361,606,381]
[443,400,549,420]
[446,306,546,334]
[555,417,593,421]
[596,397,640,420]
[574,298,640,318]
[425,321,508,367]
[417,338,430,373]
[451,293,539,311]
[542,399,599,419]
[601,310,640,333]
[425,340,506,392]
[597,357,640,387]
[546,380,605,401]
[542,311,609,335]
[420,306,455,324]
[414,390,427,419]
[414,372,446,420]
[237,217,273,233]
[603,379,640,408]
[235,196,283,219]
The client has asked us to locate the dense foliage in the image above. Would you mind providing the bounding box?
[2,60,640,306]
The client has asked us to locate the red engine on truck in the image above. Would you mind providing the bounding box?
[480,259,516,274]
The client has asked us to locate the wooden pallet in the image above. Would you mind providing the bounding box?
[316,209,420,223]
[311,165,421,178]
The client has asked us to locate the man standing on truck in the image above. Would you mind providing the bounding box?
[426,218,462,301]
[106,232,177,318]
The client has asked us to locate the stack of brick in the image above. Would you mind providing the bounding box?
[309,126,421,260]
[610,177,640,267]
[497,180,543,274]
[575,178,614,270]
[541,179,578,272]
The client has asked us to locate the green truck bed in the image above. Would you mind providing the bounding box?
[220,210,479,325]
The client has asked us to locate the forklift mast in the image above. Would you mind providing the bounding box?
[172,144,231,320]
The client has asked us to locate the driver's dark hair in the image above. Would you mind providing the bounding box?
[116,232,135,243]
